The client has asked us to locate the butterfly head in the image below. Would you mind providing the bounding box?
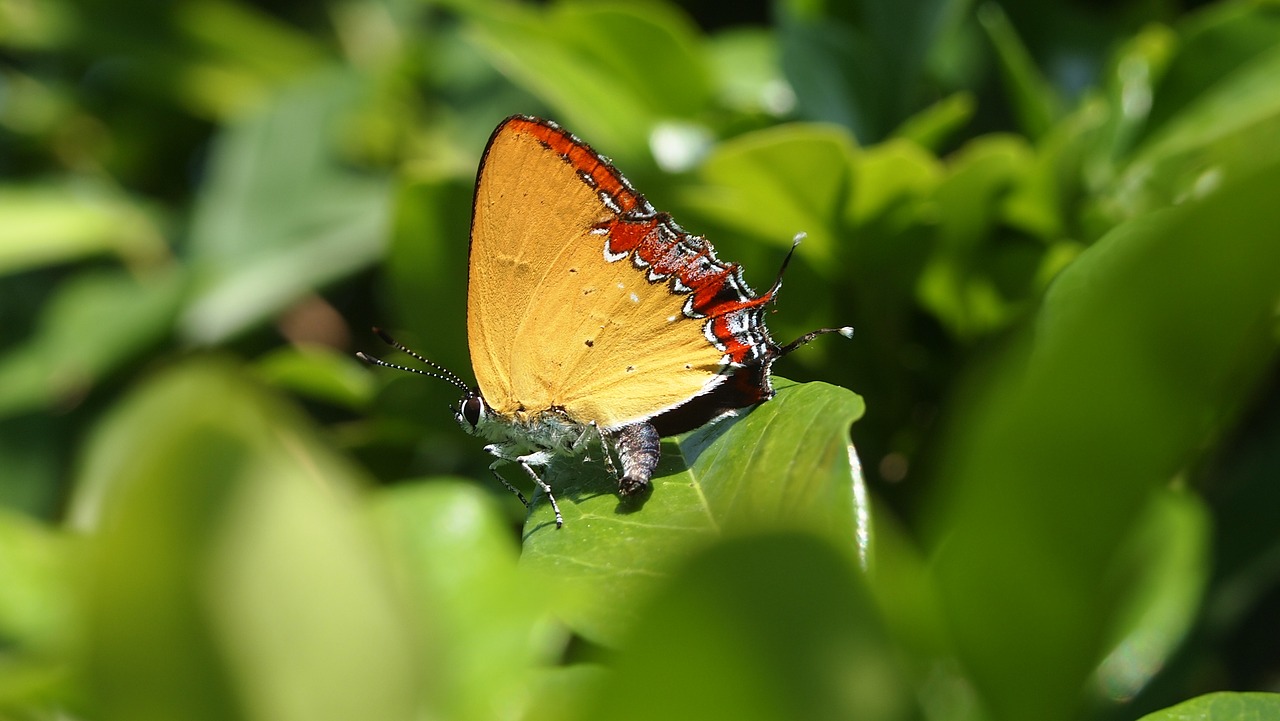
[454,391,490,434]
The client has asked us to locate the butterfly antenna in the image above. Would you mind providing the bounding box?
[762,233,854,357]
[778,326,855,358]
[765,232,805,300]
[360,328,471,393]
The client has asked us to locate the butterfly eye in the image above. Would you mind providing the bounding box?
[458,396,484,429]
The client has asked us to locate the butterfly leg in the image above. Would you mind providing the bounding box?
[486,460,530,508]
[516,458,563,529]
[483,445,563,528]
[614,422,660,496]
[588,421,619,477]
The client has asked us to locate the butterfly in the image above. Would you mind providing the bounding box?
[360,115,851,528]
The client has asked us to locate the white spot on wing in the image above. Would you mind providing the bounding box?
[603,241,627,263]
[704,321,726,350]
[683,294,704,319]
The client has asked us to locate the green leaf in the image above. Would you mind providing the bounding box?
[846,137,941,228]
[891,91,976,151]
[0,183,168,275]
[706,28,791,116]
[369,481,559,721]
[1093,488,1210,702]
[180,70,391,345]
[1112,42,1280,220]
[1137,692,1280,721]
[520,380,866,643]
[0,268,184,418]
[978,3,1062,140]
[463,0,712,155]
[173,0,331,119]
[778,8,884,140]
[0,0,74,49]
[0,511,75,710]
[918,133,1040,338]
[385,177,474,387]
[254,344,377,411]
[71,359,418,721]
[927,160,1280,721]
[683,123,858,267]
[1142,2,1280,142]
[778,0,962,141]
[573,533,912,721]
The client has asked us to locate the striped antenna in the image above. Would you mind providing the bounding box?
[357,328,471,393]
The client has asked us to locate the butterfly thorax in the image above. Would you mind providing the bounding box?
[456,394,595,463]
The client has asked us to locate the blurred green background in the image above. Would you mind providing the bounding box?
[2,0,1279,720]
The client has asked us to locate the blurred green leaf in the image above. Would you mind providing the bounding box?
[778,8,882,140]
[1141,1,1280,143]
[369,480,559,721]
[1088,24,1177,168]
[254,344,376,410]
[463,0,713,155]
[385,176,474,385]
[1137,691,1280,720]
[0,68,74,137]
[524,664,608,721]
[978,3,1063,140]
[919,133,1038,338]
[779,0,964,142]
[71,359,418,721]
[573,533,912,721]
[0,268,184,418]
[0,0,74,49]
[1093,488,1210,702]
[847,138,941,228]
[865,509,985,720]
[173,0,331,118]
[928,160,1280,721]
[891,91,976,151]
[842,138,941,317]
[0,184,168,275]
[181,70,391,345]
[0,415,66,517]
[0,510,75,710]
[1110,42,1280,220]
[706,28,792,116]
[520,380,866,643]
[684,123,858,266]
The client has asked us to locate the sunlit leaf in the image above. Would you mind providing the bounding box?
[463,1,712,155]
[0,184,167,275]
[520,380,866,643]
[683,123,858,266]
[1137,692,1280,721]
